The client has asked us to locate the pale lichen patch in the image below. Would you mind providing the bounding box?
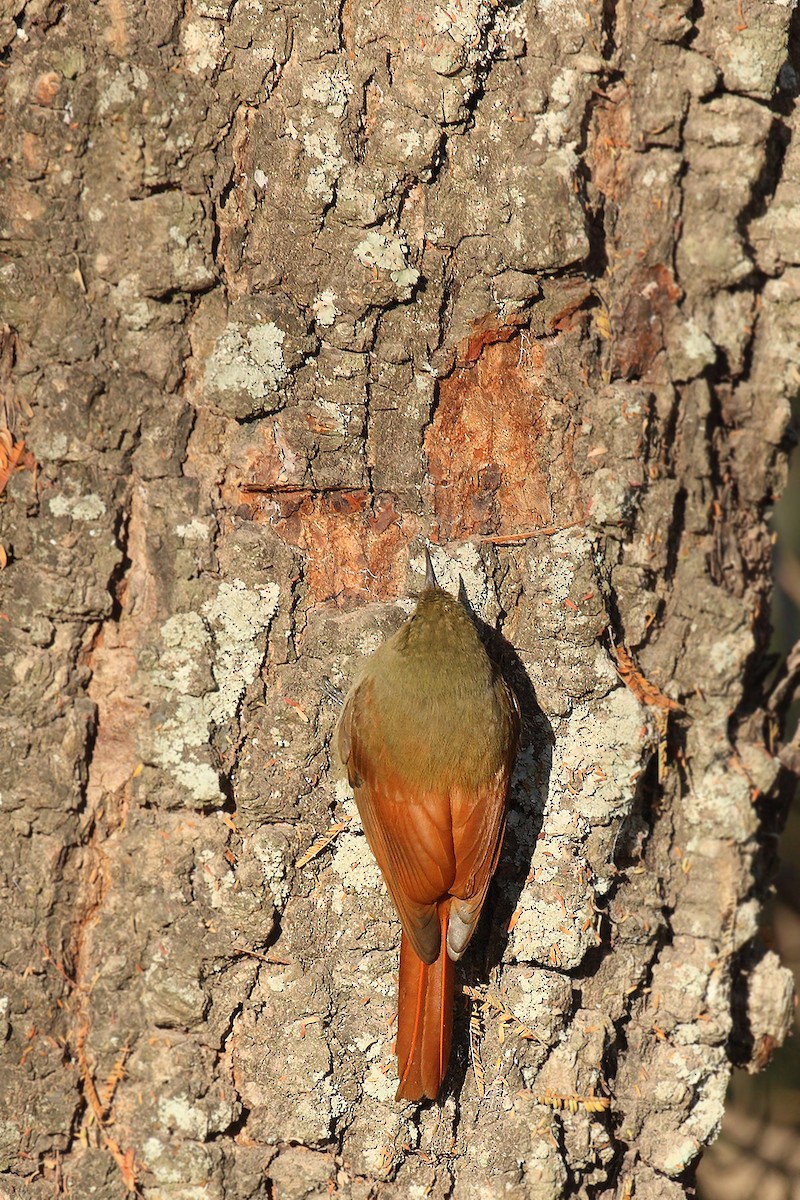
[150,581,279,804]
[49,492,107,521]
[205,322,288,400]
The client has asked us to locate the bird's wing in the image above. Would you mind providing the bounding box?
[445,770,509,959]
[447,679,519,959]
[337,680,457,965]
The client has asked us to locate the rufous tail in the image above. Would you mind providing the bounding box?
[395,904,454,1101]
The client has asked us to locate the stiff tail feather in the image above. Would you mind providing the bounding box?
[395,904,454,1101]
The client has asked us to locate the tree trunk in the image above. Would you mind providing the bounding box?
[1,1,798,1198]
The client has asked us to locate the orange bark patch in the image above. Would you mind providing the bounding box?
[456,312,528,367]
[247,488,416,605]
[426,335,552,542]
[231,419,305,495]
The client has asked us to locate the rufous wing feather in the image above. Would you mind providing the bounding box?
[338,681,459,964]
[446,762,512,958]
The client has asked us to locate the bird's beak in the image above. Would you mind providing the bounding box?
[424,546,438,590]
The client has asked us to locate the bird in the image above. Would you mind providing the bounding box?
[336,550,520,1100]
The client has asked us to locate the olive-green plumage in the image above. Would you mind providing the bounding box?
[341,587,517,793]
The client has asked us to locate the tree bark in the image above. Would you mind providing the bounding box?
[0,1,798,1198]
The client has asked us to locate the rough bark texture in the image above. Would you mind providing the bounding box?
[0,1,798,1198]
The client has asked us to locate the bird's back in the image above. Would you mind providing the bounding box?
[356,589,516,793]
